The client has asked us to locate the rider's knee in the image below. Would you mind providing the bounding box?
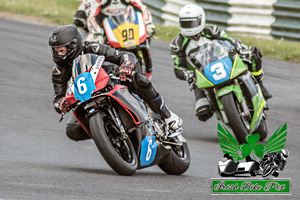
[66,123,90,141]
[195,98,213,122]
[134,72,152,89]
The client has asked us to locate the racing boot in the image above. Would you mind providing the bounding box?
[147,94,182,133]
[196,105,213,122]
[66,114,91,141]
[258,80,273,100]
[164,111,183,131]
[195,88,213,122]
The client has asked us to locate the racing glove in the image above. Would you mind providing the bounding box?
[119,60,135,81]
[183,70,194,83]
[236,42,252,64]
[74,10,88,32]
[93,31,106,44]
[146,23,156,37]
[59,97,72,113]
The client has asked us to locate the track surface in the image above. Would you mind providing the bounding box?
[0,18,299,199]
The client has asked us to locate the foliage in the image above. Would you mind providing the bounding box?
[0,1,299,63]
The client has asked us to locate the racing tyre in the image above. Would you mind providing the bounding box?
[89,111,137,176]
[255,118,268,141]
[262,164,274,177]
[158,143,190,175]
[221,93,250,144]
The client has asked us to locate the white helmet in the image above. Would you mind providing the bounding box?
[179,4,206,37]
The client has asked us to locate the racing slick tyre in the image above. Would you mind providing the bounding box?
[89,111,137,176]
[255,118,268,141]
[158,142,190,175]
[221,93,250,144]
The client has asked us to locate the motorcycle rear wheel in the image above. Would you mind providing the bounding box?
[89,111,137,176]
[221,93,250,144]
[262,164,274,177]
[158,142,190,175]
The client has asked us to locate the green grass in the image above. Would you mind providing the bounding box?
[0,0,78,25]
[1,0,299,63]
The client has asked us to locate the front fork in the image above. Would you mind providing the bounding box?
[214,79,251,125]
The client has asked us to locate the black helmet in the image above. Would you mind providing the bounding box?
[48,24,84,66]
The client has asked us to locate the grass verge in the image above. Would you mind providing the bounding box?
[1,0,299,63]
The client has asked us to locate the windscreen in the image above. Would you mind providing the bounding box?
[110,6,136,27]
[196,40,234,67]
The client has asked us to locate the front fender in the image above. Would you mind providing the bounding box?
[216,83,265,132]
[216,84,244,111]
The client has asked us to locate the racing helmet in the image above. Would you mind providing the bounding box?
[179,4,206,37]
[280,148,289,160]
[49,24,84,66]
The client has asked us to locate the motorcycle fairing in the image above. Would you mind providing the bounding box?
[74,72,96,102]
[135,121,171,169]
[196,55,247,89]
[66,54,109,103]
[204,57,233,85]
[195,69,214,88]
[140,136,157,166]
[229,55,248,79]
[219,159,257,176]
[103,6,147,48]
[219,159,238,175]
[108,85,149,125]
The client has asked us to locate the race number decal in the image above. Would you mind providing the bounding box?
[140,136,157,166]
[74,72,96,102]
[122,29,134,42]
[211,63,227,81]
[204,58,232,85]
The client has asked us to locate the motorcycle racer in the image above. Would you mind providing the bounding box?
[257,148,289,177]
[74,0,155,79]
[170,4,273,122]
[49,24,181,141]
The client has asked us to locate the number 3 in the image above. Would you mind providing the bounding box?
[211,63,226,81]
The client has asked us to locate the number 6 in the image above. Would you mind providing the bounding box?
[146,139,152,161]
[77,77,87,94]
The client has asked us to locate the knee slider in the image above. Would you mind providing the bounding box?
[134,72,152,89]
[66,124,89,141]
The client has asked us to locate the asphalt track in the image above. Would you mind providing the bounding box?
[0,17,299,200]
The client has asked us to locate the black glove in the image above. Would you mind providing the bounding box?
[183,70,194,83]
[249,46,263,65]
[59,97,72,113]
[236,42,252,64]
[119,60,135,81]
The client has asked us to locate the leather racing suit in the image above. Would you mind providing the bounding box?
[74,0,154,77]
[52,42,169,141]
[170,25,267,121]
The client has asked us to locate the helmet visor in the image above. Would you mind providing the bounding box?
[180,16,202,28]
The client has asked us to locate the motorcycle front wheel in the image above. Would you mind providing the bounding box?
[158,142,190,175]
[221,93,250,144]
[89,110,137,176]
[255,118,268,141]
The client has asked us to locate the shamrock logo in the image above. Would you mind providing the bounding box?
[218,123,287,161]
[239,134,266,159]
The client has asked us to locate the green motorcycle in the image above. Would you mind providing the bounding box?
[190,40,268,143]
